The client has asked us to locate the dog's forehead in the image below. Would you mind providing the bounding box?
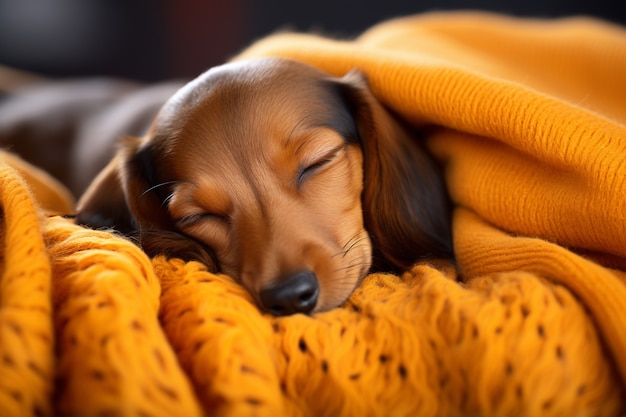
[159,58,334,122]
[144,57,359,190]
[151,58,354,154]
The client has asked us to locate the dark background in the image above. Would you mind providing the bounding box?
[0,0,624,83]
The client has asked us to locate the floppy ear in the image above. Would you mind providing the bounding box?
[75,152,136,234]
[75,136,169,233]
[336,71,454,271]
[121,139,218,268]
[117,137,176,231]
[76,136,218,269]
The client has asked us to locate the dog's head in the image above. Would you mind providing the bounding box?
[77,58,453,315]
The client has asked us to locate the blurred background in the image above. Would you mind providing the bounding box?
[0,0,625,83]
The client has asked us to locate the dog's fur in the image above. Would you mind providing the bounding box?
[76,57,453,315]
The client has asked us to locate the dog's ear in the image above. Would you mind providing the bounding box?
[120,138,218,269]
[335,71,454,271]
[75,136,170,233]
[76,136,217,270]
[75,152,136,233]
[118,137,175,231]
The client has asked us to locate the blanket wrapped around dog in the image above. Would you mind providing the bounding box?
[1,11,625,417]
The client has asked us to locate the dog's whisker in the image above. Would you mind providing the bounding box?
[162,192,176,207]
[341,237,371,258]
[333,262,370,274]
[341,230,367,250]
[141,180,180,197]
[333,235,369,259]
[333,252,371,273]
[333,231,368,258]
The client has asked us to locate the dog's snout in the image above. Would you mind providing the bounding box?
[259,270,319,316]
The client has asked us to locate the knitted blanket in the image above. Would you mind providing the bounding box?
[1,11,625,417]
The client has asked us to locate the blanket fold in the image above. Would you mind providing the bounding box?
[237,9,626,381]
[1,11,625,417]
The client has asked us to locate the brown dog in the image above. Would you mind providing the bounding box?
[76,57,453,315]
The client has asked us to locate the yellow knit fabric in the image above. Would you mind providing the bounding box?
[1,11,625,417]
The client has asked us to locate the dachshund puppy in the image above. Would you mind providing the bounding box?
[76,57,453,315]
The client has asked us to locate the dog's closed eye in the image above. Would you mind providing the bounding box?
[176,213,230,228]
[76,57,453,315]
[298,146,346,188]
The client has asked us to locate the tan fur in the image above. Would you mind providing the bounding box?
[76,58,453,315]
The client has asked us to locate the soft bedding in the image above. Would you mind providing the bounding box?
[1,11,625,417]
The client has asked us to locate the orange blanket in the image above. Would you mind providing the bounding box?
[1,11,625,417]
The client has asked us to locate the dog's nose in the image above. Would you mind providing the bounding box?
[259,270,319,316]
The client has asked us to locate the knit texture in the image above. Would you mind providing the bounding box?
[1,11,625,417]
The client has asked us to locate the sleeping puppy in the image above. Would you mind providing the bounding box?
[76,57,453,315]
